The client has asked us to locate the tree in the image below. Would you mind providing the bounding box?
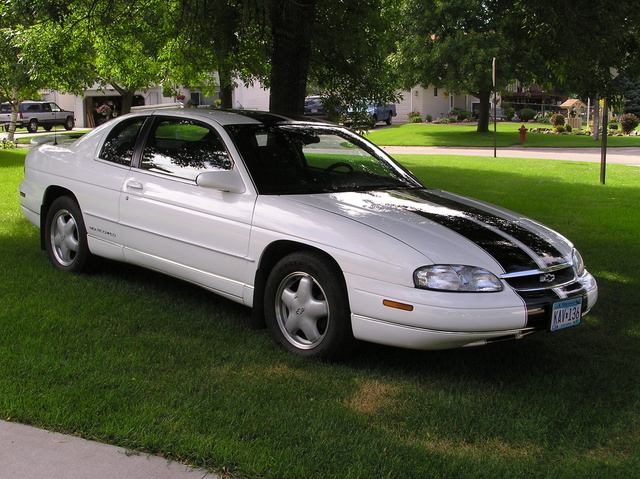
[396,0,535,133]
[0,29,41,141]
[170,0,401,116]
[617,74,640,117]
[506,0,640,182]
[169,0,270,109]
[76,0,175,115]
[0,2,96,139]
[307,0,401,117]
[507,0,640,101]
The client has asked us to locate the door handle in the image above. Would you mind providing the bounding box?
[126,180,143,190]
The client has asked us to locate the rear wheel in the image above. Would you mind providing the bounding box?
[44,196,95,273]
[386,112,393,125]
[27,119,38,133]
[64,116,75,130]
[264,251,355,360]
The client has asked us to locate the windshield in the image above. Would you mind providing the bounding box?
[225,124,423,195]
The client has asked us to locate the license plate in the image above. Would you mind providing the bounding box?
[551,298,582,331]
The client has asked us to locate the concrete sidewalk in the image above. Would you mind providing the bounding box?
[381,145,640,167]
[0,420,217,478]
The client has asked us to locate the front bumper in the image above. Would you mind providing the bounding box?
[346,270,598,350]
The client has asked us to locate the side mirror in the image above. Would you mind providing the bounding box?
[196,169,246,194]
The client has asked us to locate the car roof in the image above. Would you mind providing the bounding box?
[132,107,335,127]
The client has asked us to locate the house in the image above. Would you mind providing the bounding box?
[395,87,479,122]
[40,81,560,128]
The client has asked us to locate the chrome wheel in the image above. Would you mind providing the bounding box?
[275,272,330,350]
[50,209,80,267]
[44,196,95,273]
[264,251,355,360]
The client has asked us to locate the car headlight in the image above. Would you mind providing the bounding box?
[414,265,503,292]
[572,248,585,276]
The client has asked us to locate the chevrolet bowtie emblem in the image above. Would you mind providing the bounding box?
[540,273,556,283]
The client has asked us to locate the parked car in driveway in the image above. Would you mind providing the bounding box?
[343,103,397,128]
[19,109,598,360]
[303,96,325,117]
[1,101,75,133]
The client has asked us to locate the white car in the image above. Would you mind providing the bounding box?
[19,109,598,360]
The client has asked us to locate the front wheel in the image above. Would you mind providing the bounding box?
[264,251,355,360]
[44,196,95,273]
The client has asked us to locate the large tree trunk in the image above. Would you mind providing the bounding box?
[110,82,135,115]
[6,88,20,142]
[268,0,316,115]
[218,64,234,109]
[476,89,492,133]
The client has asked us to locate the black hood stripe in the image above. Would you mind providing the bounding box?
[392,189,566,274]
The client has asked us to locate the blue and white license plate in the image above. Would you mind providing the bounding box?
[551,297,582,331]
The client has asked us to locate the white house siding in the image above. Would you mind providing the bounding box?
[233,83,270,110]
[395,87,478,123]
[40,82,478,128]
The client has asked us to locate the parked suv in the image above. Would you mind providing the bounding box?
[0,101,75,133]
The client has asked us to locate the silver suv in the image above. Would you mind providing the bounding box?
[1,101,75,133]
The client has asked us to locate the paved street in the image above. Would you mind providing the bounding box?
[381,145,640,167]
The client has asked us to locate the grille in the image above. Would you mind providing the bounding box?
[502,265,576,292]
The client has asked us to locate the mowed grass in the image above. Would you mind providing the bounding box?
[1,147,639,478]
[366,121,640,148]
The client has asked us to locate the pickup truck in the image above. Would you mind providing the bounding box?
[344,103,397,128]
[367,103,396,126]
[1,101,75,133]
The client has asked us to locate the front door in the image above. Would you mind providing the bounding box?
[118,116,255,300]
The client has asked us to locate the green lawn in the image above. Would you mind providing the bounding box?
[1,147,639,479]
[366,122,640,148]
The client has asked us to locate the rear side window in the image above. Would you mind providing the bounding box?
[99,117,145,166]
[140,118,231,180]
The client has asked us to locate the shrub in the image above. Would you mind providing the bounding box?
[408,111,422,123]
[505,107,515,120]
[551,113,565,127]
[620,113,640,135]
[0,139,16,149]
[425,114,433,122]
[565,124,572,133]
[608,122,619,130]
[457,110,473,121]
[519,108,536,122]
[554,125,566,133]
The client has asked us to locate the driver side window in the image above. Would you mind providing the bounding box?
[141,118,232,180]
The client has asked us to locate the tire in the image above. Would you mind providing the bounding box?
[264,251,355,360]
[64,116,75,130]
[385,112,393,125]
[27,119,38,133]
[44,196,94,273]
[370,115,377,129]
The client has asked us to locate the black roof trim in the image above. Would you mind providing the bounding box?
[225,109,333,126]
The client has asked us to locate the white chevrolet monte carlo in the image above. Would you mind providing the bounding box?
[19,109,598,360]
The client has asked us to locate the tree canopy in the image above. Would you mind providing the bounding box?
[1,0,639,128]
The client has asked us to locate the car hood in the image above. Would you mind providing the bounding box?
[287,188,573,275]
